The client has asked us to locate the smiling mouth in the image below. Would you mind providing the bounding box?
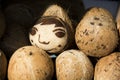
[46,48,56,52]
[39,41,50,44]
[34,43,55,52]
[38,35,50,45]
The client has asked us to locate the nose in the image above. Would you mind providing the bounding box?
[38,34,50,45]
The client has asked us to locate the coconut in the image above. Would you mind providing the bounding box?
[0,50,7,80]
[8,46,54,80]
[29,4,74,54]
[56,49,93,80]
[94,52,120,80]
[75,7,118,57]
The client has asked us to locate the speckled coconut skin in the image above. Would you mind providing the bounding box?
[75,7,118,57]
[56,50,93,80]
[0,50,7,80]
[94,52,120,80]
[8,46,54,80]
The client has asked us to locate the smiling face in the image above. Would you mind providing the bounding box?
[29,17,68,53]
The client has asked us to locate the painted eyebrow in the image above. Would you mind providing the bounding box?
[53,28,65,32]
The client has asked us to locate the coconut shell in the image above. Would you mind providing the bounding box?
[94,52,120,80]
[8,46,54,80]
[0,50,7,80]
[75,7,119,57]
[115,5,120,51]
[29,4,75,54]
[56,49,93,80]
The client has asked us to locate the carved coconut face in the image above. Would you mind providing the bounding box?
[29,17,68,53]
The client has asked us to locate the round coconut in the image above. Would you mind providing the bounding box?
[56,49,93,80]
[0,50,7,80]
[29,4,74,54]
[8,46,54,80]
[94,52,120,80]
[75,7,119,57]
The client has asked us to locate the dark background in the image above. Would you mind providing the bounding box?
[0,0,119,80]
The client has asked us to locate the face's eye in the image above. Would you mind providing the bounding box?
[29,27,38,36]
[55,32,65,38]
[53,29,66,38]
